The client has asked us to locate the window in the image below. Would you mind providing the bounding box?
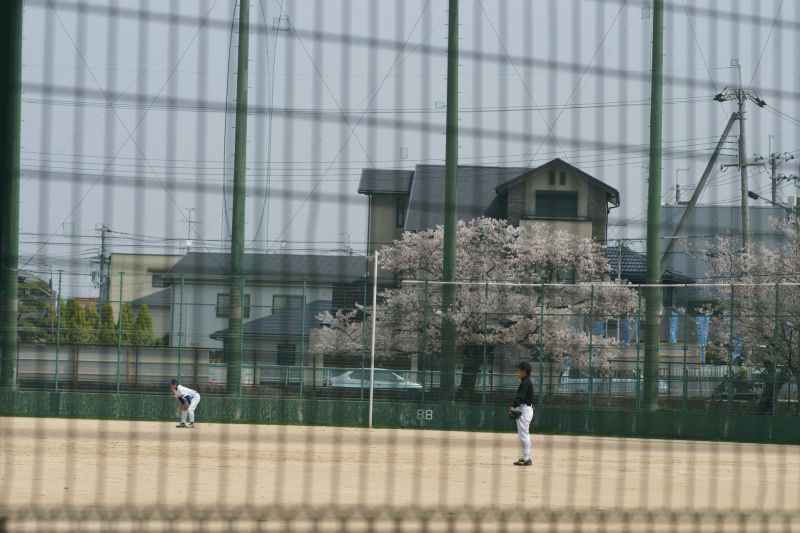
[535,191,578,218]
[216,293,251,318]
[548,170,556,185]
[272,295,305,313]
[557,268,576,284]
[396,197,407,228]
[151,273,170,288]
[277,343,296,366]
[559,171,567,185]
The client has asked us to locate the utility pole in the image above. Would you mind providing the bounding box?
[95,224,110,315]
[184,207,197,251]
[643,0,664,412]
[737,88,750,249]
[662,113,738,275]
[675,168,689,204]
[225,0,250,397]
[0,0,23,390]
[763,150,795,204]
[714,68,766,251]
[440,0,459,403]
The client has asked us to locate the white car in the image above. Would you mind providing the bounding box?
[558,368,669,396]
[328,369,423,390]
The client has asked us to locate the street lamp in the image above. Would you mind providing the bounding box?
[747,190,790,211]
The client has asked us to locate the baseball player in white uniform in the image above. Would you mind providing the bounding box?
[169,378,201,428]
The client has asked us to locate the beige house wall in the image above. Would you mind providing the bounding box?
[523,168,590,218]
[108,254,182,315]
[368,195,404,257]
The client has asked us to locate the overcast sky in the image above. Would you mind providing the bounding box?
[17,0,800,296]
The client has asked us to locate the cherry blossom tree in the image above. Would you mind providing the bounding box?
[705,221,800,413]
[318,217,638,396]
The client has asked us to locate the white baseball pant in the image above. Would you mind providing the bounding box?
[515,405,533,460]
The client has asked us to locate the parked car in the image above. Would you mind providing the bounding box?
[711,380,763,401]
[557,367,669,396]
[328,369,423,390]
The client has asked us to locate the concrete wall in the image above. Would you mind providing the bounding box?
[16,344,211,388]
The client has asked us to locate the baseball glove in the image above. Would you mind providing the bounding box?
[508,409,521,420]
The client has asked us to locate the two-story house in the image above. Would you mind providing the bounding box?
[161,252,367,356]
[358,158,620,259]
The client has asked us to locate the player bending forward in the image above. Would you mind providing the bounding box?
[169,378,201,428]
[508,362,534,466]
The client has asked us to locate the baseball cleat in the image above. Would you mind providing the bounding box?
[513,458,532,466]
[187,423,195,428]
[176,423,187,428]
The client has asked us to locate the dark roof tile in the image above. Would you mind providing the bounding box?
[210,300,331,339]
[163,253,366,283]
[357,169,414,195]
[404,165,531,231]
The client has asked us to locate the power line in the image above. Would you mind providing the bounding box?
[22,0,223,270]
[748,0,784,89]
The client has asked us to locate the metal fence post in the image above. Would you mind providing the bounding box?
[588,284,595,409]
[359,264,368,400]
[115,272,124,394]
[772,363,779,416]
[727,284,735,416]
[421,280,430,403]
[177,274,184,383]
[682,290,689,412]
[635,289,642,410]
[240,275,245,398]
[771,283,780,416]
[481,282,488,404]
[299,280,306,399]
[54,270,62,391]
[538,283,545,409]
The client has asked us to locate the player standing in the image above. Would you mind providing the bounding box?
[509,362,534,466]
[169,378,201,428]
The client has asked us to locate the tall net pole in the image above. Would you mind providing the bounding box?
[440,0,459,403]
[225,0,250,396]
[643,0,664,411]
[0,0,23,390]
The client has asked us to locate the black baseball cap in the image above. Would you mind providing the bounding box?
[517,362,532,375]
[168,378,178,385]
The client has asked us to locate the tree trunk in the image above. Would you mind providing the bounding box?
[457,344,484,402]
[758,375,787,415]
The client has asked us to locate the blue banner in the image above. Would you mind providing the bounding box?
[669,312,679,344]
[695,316,710,364]
[619,318,639,344]
[594,320,608,339]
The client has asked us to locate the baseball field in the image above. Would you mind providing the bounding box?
[2,416,799,531]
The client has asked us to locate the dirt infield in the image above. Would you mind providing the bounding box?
[2,416,798,513]
[0,418,800,531]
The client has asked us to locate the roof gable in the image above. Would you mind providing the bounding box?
[496,158,620,206]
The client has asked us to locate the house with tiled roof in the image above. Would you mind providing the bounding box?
[359,158,620,260]
[160,252,367,353]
